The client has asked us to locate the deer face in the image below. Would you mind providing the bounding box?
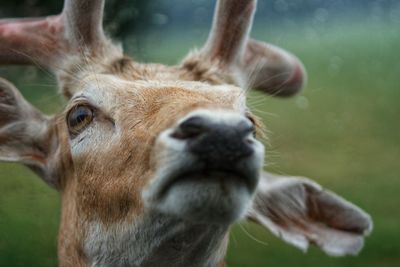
[58,74,263,225]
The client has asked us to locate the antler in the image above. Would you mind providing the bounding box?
[0,0,105,64]
[62,0,106,48]
[0,0,122,97]
[201,0,306,96]
[203,0,255,65]
[0,0,114,67]
[0,16,64,66]
[0,0,306,97]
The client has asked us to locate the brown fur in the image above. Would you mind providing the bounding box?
[0,1,307,266]
[45,79,245,266]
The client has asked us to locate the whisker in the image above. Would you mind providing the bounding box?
[238,222,269,246]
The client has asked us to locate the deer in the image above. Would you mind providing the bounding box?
[0,0,372,266]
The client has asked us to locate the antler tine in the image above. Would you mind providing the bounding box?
[199,0,306,96]
[0,0,110,67]
[62,0,106,49]
[203,0,256,65]
[0,0,123,98]
[0,16,64,65]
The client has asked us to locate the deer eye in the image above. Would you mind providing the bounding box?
[67,105,94,135]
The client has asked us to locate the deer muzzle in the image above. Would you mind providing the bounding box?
[143,109,264,224]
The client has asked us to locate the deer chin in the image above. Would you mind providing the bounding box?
[143,148,263,224]
[145,168,259,224]
[143,122,265,224]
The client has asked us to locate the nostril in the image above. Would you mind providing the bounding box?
[171,116,207,140]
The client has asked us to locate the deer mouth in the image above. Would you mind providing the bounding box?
[143,162,261,223]
[159,168,254,198]
[143,112,265,223]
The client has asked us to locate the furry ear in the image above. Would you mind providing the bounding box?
[239,39,306,97]
[247,172,373,256]
[0,78,60,188]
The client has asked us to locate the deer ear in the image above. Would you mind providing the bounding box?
[246,172,373,256]
[239,39,306,97]
[0,78,60,188]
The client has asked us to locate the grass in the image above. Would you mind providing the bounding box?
[1,19,399,266]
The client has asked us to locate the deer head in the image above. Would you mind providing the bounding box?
[0,1,372,266]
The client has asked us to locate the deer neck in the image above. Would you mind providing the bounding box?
[81,216,228,267]
[58,181,229,267]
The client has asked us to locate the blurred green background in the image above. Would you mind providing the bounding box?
[1,0,399,266]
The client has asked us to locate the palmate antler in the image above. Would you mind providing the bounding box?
[0,0,306,98]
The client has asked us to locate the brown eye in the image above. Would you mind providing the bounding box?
[67,105,93,135]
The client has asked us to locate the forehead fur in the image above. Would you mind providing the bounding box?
[61,74,250,224]
[69,74,247,113]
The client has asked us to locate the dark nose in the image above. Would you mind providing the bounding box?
[171,116,255,165]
